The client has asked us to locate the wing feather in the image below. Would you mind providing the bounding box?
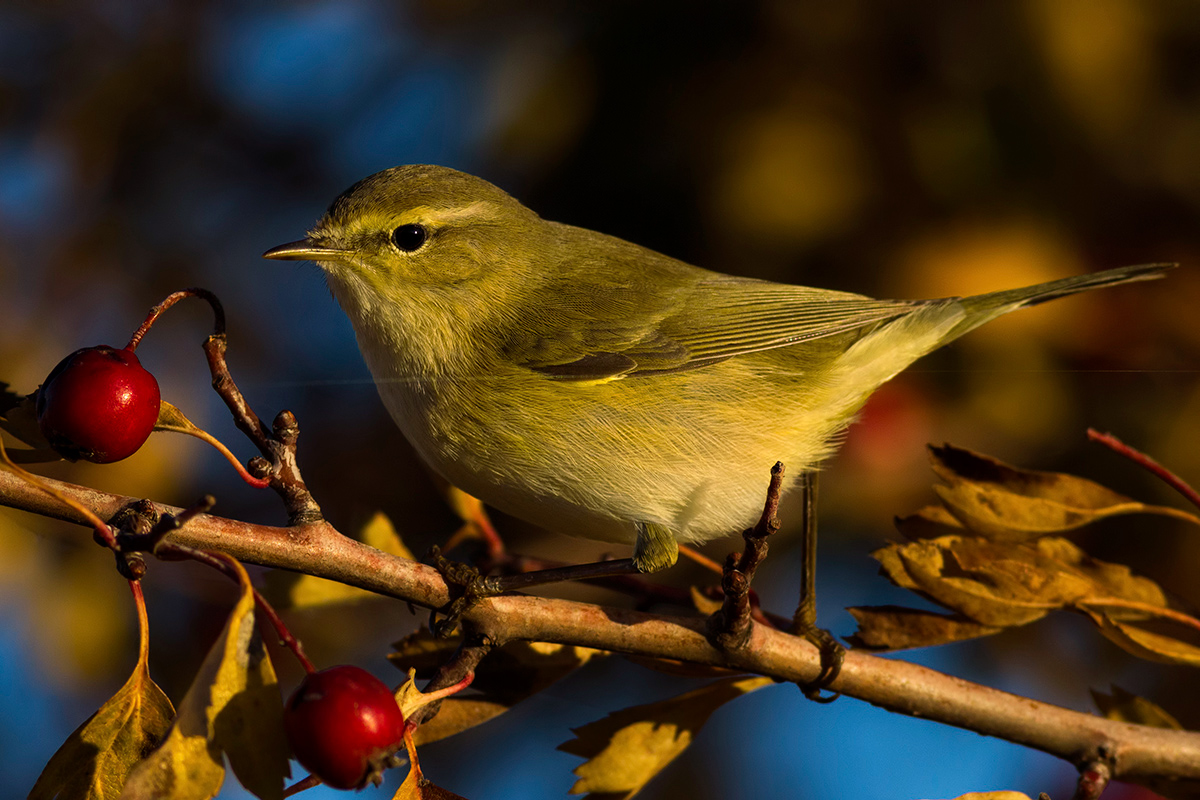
[503,224,931,381]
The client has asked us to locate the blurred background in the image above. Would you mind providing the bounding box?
[2,0,1199,797]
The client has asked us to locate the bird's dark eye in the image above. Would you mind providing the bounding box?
[391,223,428,252]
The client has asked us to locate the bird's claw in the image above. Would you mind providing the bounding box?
[796,625,845,703]
[428,546,499,638]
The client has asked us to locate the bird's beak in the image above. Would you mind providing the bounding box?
[262,239,350,261]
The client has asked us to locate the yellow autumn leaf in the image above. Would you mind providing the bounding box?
[30,586,174,800]
[393,631,604,747]
[689,586,723,615]
[928,444,1198,540]
[410,698,511,748]
[263,512,414,609]
[886,538,1057,627]
[1091,685,1183,729]
[873,533,1171,633]
[847,605,1003,651]
[1040,538,1166,608]
[560,676,772,797]
[894,505,965,541]
[441,484,487,527]
[393,767,471,800]
[922,793,1035,800]
[1080,605,1200,667]
[0,386,53,453]
[119,560,288,799]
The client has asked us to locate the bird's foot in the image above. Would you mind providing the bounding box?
[427,546,504,638]
[795,623,845,702]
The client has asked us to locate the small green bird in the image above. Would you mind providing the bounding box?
[264,164,1170,575]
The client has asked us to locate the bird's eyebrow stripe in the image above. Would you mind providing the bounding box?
[404,201,500,226]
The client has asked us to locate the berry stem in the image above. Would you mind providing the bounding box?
[158,417,270,489]
[282,775,321,797]
[0,436,118,550]
[202,336,324,525]
[253,584,317,674]
[157,540,316,674]
[126,288,226,352]
[130,577,149,663]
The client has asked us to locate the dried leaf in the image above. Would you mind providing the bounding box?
[1091,686,1183,729]
[395,669,430,722]
[620,655,740,679]
[924,793,1035,800]
[871,541,921,592]
[29,635,174,799]
[894,505,965,541]
[390,629,464,677]
[929,444,1198,539]
[872,535,1169,631]
[394,630,600,704]
[263,512,414,609]
[468,640,602,705]
[879,538,1055,627]
[120,562,288,799]
[0,386,60,461]
[434,482,499,549]
[397,635,603,747]
[1080,606,1200,667]
[559,676,771,797]
[0,387,47,448]
[393,768,471,800]
[152,400,205,437]
[410,698,511,748]
[846,606,1003,651]
[688,586,723,615]
[442,484,487,527]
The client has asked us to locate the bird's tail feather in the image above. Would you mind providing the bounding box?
[962,262,1174,314]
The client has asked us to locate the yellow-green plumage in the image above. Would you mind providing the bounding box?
[264,164,1170,570]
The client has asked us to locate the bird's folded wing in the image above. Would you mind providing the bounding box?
[517,275,928,381]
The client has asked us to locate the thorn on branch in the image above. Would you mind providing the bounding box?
[707,463,785,651]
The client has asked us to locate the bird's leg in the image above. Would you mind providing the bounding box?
[429,522,676,637]
[790,472,845,701]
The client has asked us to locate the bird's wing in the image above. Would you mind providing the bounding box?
[515,272,928,381]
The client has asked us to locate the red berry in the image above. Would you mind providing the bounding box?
[36,346,161,464]
[284,665,407,790]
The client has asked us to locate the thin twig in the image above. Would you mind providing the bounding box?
[407,634,493,728]
[1089,428,1200,512]
[204,334,323,524]
[708,463,785,650]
